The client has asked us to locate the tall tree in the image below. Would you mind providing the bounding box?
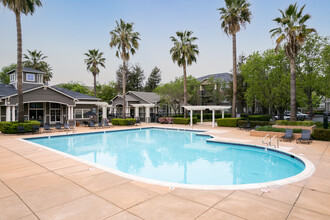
[0,64,16,84]
[145,66,161,92]
[1,0,42,122]
[218,0,251,118]
[170,31,199,118]
[84,49,106,97]
[270,3,315,121]
[23,49,53,84]
[110,19,140,119]
[129,64,145,91]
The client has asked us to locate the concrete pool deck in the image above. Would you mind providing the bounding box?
[0,123,329,219]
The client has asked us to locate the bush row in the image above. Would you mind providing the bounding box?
[255,126,302,133]
[0,121,40,134]
[217,118,243,127]
[238,120,274,128]
[312,129,330,141]
[275,120,314,126]
[111,118,136,126]
[247,115,271,121]
[173,117,198,124]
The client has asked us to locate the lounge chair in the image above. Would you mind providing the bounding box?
[280,129,294,142]
[55,123,64,132]
[104,120,112,128]
[32,125,40,134]
[63,123,72,131]
[17,126,25,134]
[135,119,141,126]
[297,130,312,144]
[97,122,103,128]
[43,123,54,133]
[89,121,97,129]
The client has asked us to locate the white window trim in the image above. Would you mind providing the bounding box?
[75,109,91,119]
[50,104,61,123]
[26,73,35,82]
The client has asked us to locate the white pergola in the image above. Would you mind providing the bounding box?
[131,104,156,122]
[183,105,232,127]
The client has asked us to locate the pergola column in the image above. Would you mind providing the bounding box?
[190,110,193,126]
[67,106,71,120]
[70,106,74,120]
[6,106,10,121]
[135,107,139,120]
[102,106,107,119]
[11,106,15,121]
[212,109,215,128]
[200,110,203,124]
[222,109,225,118]
[145,107,150,123]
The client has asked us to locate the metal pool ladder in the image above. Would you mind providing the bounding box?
[262,133,279,150]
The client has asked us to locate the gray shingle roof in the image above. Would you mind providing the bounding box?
[197,72,232,82]
[6,68,45,75]
[128,91,160,104]
[51,86,100,100]
[0,83,41,98]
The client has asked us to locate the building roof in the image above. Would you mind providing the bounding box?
[51,86,100,100]
[6,68,45,75]
[128,91,161,104]
[197,72,232,83]
[0,83,41,98]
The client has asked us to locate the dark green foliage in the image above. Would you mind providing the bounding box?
[116,64,145,92]
[0,64,16,84]
[111,118,136,126]
[217,118,243,127]
[0,121,40,134]
[275,120,314,126]
[238,120,274,128]
[312,129,330,141]
[255,126,302,133]
[173,117,197,124]
[247,115,271,121]
[145,67,161,92]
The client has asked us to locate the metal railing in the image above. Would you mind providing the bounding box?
[262,133,279,150]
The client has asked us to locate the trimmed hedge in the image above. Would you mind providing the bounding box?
[173,117,198,124]
[111,118,136,126]
[255,126,302,133]
[312,129,330,141]
[247,115,271,121]
[275,120,314,126]
[0,121,40,134]
[217,118,243,127]
[238,120,274,128]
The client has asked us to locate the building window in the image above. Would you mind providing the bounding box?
[51,110,61,122]
[26,73,35,81]
[75,109,90,119]
[51,103,61,108]
[29,103,44,108]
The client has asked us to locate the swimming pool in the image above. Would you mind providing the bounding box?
[25,128,313,189]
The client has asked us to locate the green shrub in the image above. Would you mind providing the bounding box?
[173,117,198,124]
[238,120,274,128]
[312,129,330,141]
[275,120,314,126]
[111,118,136,126]
[247,115,271,121]
[0,121,40,134]
[217,118,242,127]
[255,126,302,133]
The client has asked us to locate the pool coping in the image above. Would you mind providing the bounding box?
[19,126,315,190]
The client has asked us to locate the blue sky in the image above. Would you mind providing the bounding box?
[0,0,329,86]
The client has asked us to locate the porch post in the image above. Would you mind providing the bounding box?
[11,106,15,121]
[222,109,224,118]
[67,106,71,120]
[190,109,193,126]
[71,107,74,120]
[212,109,215,128]
[135,107,139,120]
[145,106,150,123]
[6,106,10,121]
[200,110,203,124]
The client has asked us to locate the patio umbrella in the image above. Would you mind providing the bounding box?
[83,111,96,117]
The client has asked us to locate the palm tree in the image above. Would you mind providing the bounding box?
[1,0,42,122]
[84,49,106,97]
[170,31,199,118]
[218,0,251,118]
[110,19,140,119]
[23,49,53,84]
[270,3,315,121]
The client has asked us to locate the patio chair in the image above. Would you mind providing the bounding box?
[63,123,72,131]
[43,123,54,133]
[280,129,294,142]
[244,121,251,130]
[89,121,97,129]
[296,130,312,144]
[32,125,40,134]
[104,120,112,128]
[98,122,104,128]
[135,119,141,126]
[55,123,64,132]
[17,126,25,134]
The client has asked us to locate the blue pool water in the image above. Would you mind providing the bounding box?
[26,128,305,186]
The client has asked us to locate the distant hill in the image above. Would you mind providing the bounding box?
[197,72,232,82]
